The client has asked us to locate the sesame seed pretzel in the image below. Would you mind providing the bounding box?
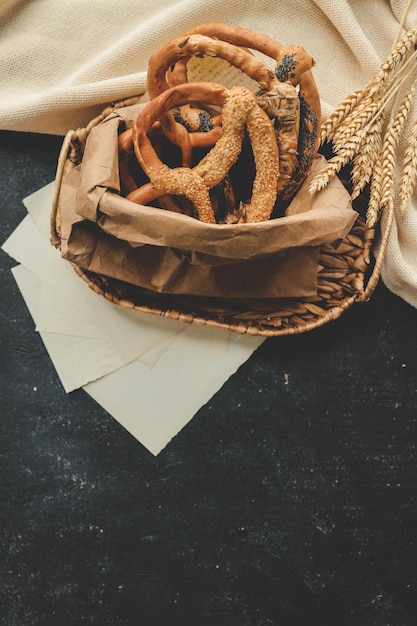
[146,33,278,165]
[127,82,279,223]
[119,23,321,221]
[165,23,321,208]
[119,31,282,196]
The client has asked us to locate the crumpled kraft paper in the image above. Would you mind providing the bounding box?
[53,100,358,300]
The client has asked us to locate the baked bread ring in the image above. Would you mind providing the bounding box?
[166,23,321,208]
[145,33,280,167]
[127,82,279,223]
[119,23,320,220]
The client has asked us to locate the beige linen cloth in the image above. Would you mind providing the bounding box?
[1,0,416,309]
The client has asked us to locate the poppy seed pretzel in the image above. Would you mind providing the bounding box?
[127,82,279,223]
[180,22,321,149]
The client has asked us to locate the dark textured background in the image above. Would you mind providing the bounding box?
[1,130,417,626]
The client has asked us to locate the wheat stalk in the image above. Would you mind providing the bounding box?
[351,114,384,199]
[311,22,417,226]
[341,49,417,142]
[362,69,416,221]
[398,117,417,212]
[379,83,416,209]
[331,101,382,152]
[319,88,368,144]
[394,0,414,46]
[368,29,417,97]
[309,130,367,193]
[319,29,417,145]
[367,159,383,227]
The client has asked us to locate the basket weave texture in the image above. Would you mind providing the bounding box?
[51,98,393,337]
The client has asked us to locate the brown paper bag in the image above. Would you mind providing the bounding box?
[55,101,358,299]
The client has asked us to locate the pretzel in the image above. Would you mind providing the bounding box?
[146,32,304,204]
[144,33,278,165]
[119,23,320,220]
[127,82,279,223]
[256,82,300,195]
[163,50,301,192]
[182,21,285,58]
[118,86,223,193]
[165,23,321,207]
[120,36,258,182]
[273,45,321,210]
[179,23,321,148]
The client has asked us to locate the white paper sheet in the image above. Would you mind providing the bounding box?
[85,329,262,454]
[2,213,188,368]
[2,182,265,453]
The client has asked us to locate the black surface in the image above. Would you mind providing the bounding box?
[1,130,417,625]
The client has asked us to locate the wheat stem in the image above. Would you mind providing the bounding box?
[364,49,417,130]
[320,31,417,148]
[312,27,417,224]
[393,0,414,47]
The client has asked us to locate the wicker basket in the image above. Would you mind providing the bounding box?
[51,97,394,337]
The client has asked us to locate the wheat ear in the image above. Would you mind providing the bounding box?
[379,83,416,208]
[398,117,417,212]
[319,88,367,144]
[331,101,382,152]
[309,130,367,193]
[368,29,417,96]
[351,114,384,199]
[367,160,383,227]
[319,29,417,146]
